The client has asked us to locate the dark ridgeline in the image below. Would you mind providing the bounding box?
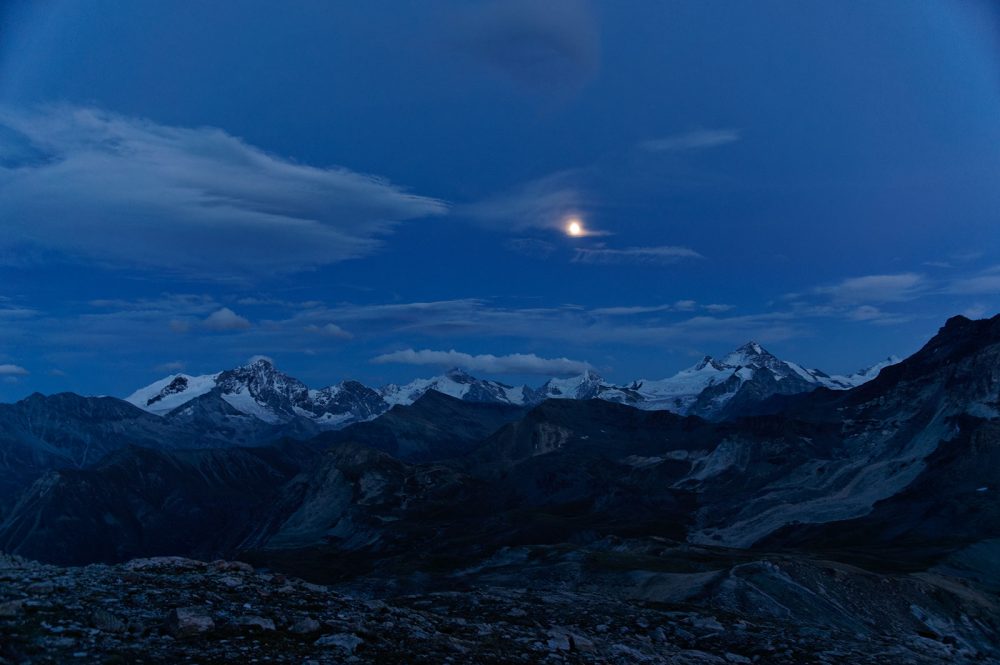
[0,314,999,661]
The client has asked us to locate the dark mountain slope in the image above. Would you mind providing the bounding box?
[0,393,189,514]
[312,390,528,461]
[0,441,320,565]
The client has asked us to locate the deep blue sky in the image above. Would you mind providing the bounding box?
[1,0,999,399]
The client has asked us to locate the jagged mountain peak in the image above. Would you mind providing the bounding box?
[721,341,782,369]
[244,354,275,367]
[443,367,477,383]
[735,341,767,356]
[220,357,296,383]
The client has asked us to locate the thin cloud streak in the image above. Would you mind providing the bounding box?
[640,129,741,152]
[813,273,926,303]
[572,246,703,264]
[372,348,593,376]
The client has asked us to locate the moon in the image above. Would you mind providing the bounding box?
[566,219,584,237]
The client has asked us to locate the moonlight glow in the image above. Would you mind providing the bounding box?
[566,219,584,237]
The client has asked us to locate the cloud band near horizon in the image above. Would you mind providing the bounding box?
[372,348,593,376]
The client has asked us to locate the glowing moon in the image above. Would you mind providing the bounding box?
[566,219,584,237]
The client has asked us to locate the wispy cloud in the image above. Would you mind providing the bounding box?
[572,245,703,265]
[813,273,926,303]
[447,0,600,93]
[463,171,587,233]
[961,303,991,319]
[640,129,741,153]
[305,323,353,339]
[590,304,676,316]
[0,106,446,279]
[310,298,798,347]
[942,274,1000,295]
[0,364,28,376]
[372,348,593,376]
[847,305,911,326]
[591,300,729,316]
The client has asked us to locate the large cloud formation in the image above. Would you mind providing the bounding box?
[0,106,446,278]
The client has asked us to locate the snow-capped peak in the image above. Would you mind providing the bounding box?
[533,370,606,400]
[825,356,901,388]
[125,372,221,416]
[721,341,782,370]
[380,369,526,407]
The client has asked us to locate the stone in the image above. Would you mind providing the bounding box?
[290,617,321,634]
[26,581,55,594]
[234,615,275,631]
[90,609,126,633]
[0,599,24,617]
[165,607,215,637]
[218,575,243,589]
[315,632,363,652]
[126,557,208,573]
[210,560,254,574]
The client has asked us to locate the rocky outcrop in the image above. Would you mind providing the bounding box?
[1,553,992,664]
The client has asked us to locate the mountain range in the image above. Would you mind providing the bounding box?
[125,342,899,429]
[2,318,997,660]
[0,341,898,517]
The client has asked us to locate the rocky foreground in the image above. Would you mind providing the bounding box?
[0,553,991,664]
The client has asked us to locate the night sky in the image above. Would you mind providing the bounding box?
[1,0,999,400]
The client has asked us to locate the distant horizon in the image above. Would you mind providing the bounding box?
[2,2,998,403]
[4,317,966,404]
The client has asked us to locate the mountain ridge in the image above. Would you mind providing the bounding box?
[121,342,899,428]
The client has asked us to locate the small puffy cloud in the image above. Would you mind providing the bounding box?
[305,323,353,339]
[448,0,600,93]
[0,106,446,279]
[640,129,741,152]
[572,245,703,265]
[0,363,29,376]
[372,348,593,376]
[202,307,251,332]
[814,273,925,303]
